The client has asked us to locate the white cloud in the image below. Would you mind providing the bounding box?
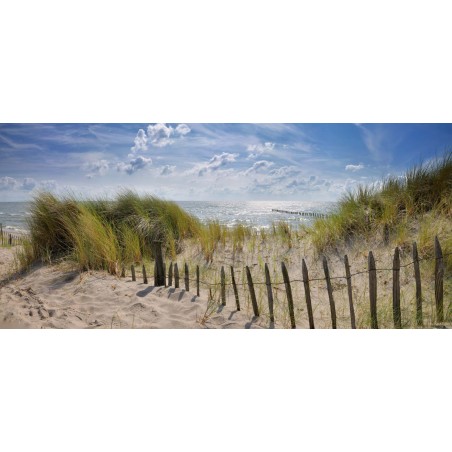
[0,176,57,192]
[144,123,191,148]
[175,124,191,136]
[345,163,364,172]
[160,164,176,176]
[22,177,38,190]
[244,160,274,175]
[117,156,152,175]
[246,142,275,159]
[84,160,109,178]
[194,152,239,176]
[130,128,148,154]
[0,176,19,190]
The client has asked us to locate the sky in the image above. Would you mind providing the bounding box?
[1,123,451,202]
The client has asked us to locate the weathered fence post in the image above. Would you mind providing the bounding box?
[230,266,240,311]
[245,266,259,317]
[264,263,274,323]
[174,263,180,289]
[121,264,125,278]
[323,256,337,329]
[368,251,378,329]
[281,262,296,329]
[434,236,444,323]
[220,266,226,306]
[153,241,165,286]
[168,262,173,286]
[142,264,148,284]
[344,255,356,329]
[383,223,390,246]
[196,265,200,297]
[184,263,189,291]
[0,223,3,245]
[412,242,423,327]
[9,234,12,246]
[302,259,315,329]
[131,264,136,281]
[392,247,402,329]
[163,262,167,287]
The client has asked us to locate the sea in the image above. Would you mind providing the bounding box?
[0,200,336,234]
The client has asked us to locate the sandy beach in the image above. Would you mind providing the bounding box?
[0,247,267,329]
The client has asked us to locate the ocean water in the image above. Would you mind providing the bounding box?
[0,200,336,233]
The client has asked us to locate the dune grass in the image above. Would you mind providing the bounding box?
[22,190,202,274]
[309,153,452,258]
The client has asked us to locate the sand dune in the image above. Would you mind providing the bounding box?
[0,249,267,329]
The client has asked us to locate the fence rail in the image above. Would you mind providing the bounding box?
[122,236,450,329]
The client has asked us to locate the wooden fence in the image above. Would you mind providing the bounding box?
[121,236,450,329]
[0,224,25,247]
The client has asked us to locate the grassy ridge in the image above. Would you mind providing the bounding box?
[22,190,201,273]
[309,153,452,256]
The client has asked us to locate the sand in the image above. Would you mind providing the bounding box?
[0,247,267,329]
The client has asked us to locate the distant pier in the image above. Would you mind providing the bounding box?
[271,208,328,218]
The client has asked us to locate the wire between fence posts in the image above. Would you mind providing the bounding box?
[323,256,337,329]
[230,266,240,311]
[174,263,180,289]
[142,264,148,284]
[184,263,189,291]
[168,262,173,287]
[412,242,423,327]
[131,264,136,282]
[301,259,315,329]
[281,262,296,329]
[264,263,275,323]
[392,247,402,329]
[434,236,444,323]
[344,255,356,329]
[368,251,378,329]
[245,266,259,317]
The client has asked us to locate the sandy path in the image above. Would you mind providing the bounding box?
[0,249,267,329]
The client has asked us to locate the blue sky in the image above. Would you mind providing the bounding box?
[1,123,451,201]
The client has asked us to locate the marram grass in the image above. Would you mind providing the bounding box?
[23,190,201,274]
[309,152,452,256]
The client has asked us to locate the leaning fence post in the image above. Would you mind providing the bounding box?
[174,263,180,289]
[131,264,136,282]
[323,256,337,329]
[368,251,378,329]
[392,247,402,329]
[230,266,240,311]
[184,263,189,291]
[264,263,274,323]
[344,255,356,329]
[412,242,423,327]
[302,259,315,329]
[383,223,390,246]
[153,241,165,286]
[245,266,259,317]
[281,262,296,329]
[142,264,148,284]
[168,262,173,286]
[196,265,200,297]
[220,266,226,306]
[434,236,444,323]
